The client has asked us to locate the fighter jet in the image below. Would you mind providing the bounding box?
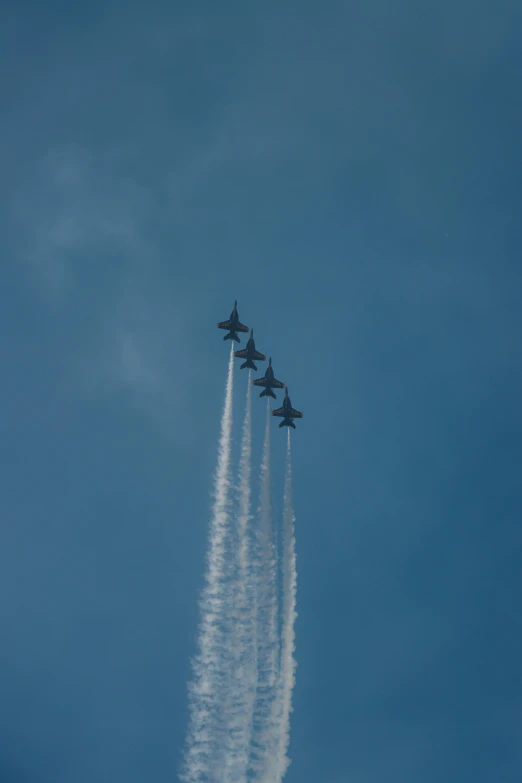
[234,329,266,371]
[252,358,285,399]
[272,388,304,429]
[217,300,250,342]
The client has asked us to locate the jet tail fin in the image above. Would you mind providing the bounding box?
[259,388,276,399]
[241,360,257,371]
[223,331,240,342]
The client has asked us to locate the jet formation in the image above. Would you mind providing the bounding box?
[216,300,303,429]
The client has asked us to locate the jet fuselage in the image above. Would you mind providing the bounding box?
[234,329,266,371]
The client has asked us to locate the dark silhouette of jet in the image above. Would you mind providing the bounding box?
[234,329,266,371]
[217,300,249,342]
[252,358,285,399]
[272,388,303,429]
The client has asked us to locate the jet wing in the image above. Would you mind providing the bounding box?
[237,322,249,333]
[217,320,231,330]
[290,408,303,418]
[272,379,285,389]
[272,407,285,417]
[252,377,268,387]
[252,351,266,361]
[234,349,248,358]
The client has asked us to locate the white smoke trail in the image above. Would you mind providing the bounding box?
[249,400,280,783]
[222,374,257,782]
[181,345,235,783]
[276,429,298,781]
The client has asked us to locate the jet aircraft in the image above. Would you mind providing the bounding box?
[252,358,285,399]
[272,388,304,429]
[234,329,266,371]
[217,300,249,342]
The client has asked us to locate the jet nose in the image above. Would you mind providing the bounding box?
[234,300,237,307]
[269,357,272,365]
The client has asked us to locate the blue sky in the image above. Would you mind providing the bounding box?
[1,2,522,781]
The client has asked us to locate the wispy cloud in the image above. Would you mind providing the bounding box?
[101,328,166,399]
[11,145,150,296]
[69,290,193,441]
[9,143,197,434]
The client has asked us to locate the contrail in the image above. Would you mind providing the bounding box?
[181,345,235,783]
[249,400,280,783]
[276,429,298,781]
[222,374,257,782]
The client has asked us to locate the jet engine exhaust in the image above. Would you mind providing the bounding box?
[276,429,298,780]
[249,399,280,782]
[223,374,257,781]
[181,344,235,783]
